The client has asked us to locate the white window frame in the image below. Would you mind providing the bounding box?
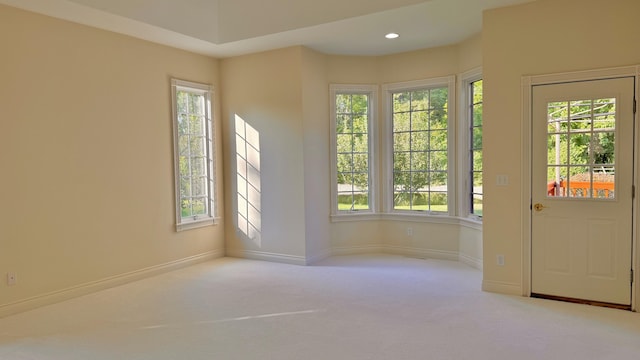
[458,68,483,221]
[382,76,456,217]
[171,79,218,231]
[329,84,378,220]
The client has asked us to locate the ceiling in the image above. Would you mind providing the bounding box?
[0,0,534,58]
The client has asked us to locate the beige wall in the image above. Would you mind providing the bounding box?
[0,5,224,313]
[482,0,640,293]
[220,47,308,263]
[377,45,459,83]
[458,33,482,74]
[301,48,332,262]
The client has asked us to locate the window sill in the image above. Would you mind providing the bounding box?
[176,217,220,232]
[331,212,381,222]
[380,212,459,224]
[330,212,482,229]
[459,217,483,230]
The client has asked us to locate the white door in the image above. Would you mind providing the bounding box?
[531,77,635,307]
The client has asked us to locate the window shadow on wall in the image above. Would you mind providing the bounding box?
[235,114,262,246]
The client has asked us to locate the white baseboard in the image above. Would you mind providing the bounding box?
[383,245,458,261]
[0,250,223,318]
[226,248,307,265]
[482,280,522,296]
[305,248,333,265]
[459,253,483,270]
[331,244,384,256]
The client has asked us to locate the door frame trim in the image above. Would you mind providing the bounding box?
[521,66,639,311]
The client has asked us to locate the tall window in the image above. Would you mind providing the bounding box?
[330,85,376,215]
[171,79,216,231]
[386,78,453,214]
[469,79,483,216]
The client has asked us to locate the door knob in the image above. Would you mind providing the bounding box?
[533,203,545,212]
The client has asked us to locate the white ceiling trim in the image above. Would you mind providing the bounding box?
[0,0,536,58]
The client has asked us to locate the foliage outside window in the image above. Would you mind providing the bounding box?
[546,98,616,199]
[330,85,376,214]
[469,80,483,216]
[390,84,450,213]
[171,79,216,230]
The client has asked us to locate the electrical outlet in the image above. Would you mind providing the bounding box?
[496,255,505,266]
[406,227,413,236]
[7,272,17,286]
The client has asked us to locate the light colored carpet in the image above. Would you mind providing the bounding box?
[1,254,639,359]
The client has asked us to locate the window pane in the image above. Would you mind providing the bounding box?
[394,132,410,152]
[411,90,429,111]
[336,134,353,153]
[568,133,591,165]
[192,197,207,215]
[472,197,483,216]
[430,88,448,110]
[429,130,447,151]
[181,199,193,217]
[568,168,591,198]
[430,192,448,213]
[430,151,447,171]
[178,114,188,135]
[412,191,428,209]
[473,171,483,188]
[412,111,428,131]
[411,151,428,171]
[394,112,410,132]
[353,153,368,172]
[353,134,368,152]
[337,153,353,171]
[593,132,615,165]
[190,136,205,157]
[192,176,207,197]
[429,110,448,130]
[352,94,368,114]
[336,94,350,113]
[394,152,409,172]
[336,114,351,133]
[393,92,410,112]
[190,94,204,115]
[473,150,482,171]
[410,131,428,150]
[191,156,205,176]
[472,127,482,149]
[472,103,483,127]
[353,115,368,133]
[189,115,203,134]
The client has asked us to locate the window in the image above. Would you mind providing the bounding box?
[171,79,216,231]
[546,98,616,199]
[384,77,454,214]
[330,85,377,215]
[469,79,483,216]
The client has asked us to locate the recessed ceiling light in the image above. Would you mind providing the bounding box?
[385,33,399,39]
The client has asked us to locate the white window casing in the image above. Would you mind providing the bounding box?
[382,76,456,217]
[458,68,483,221]
[171,79,218,231]
[330,84,378,220]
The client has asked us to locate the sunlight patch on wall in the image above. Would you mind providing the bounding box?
[235,114,262,245]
